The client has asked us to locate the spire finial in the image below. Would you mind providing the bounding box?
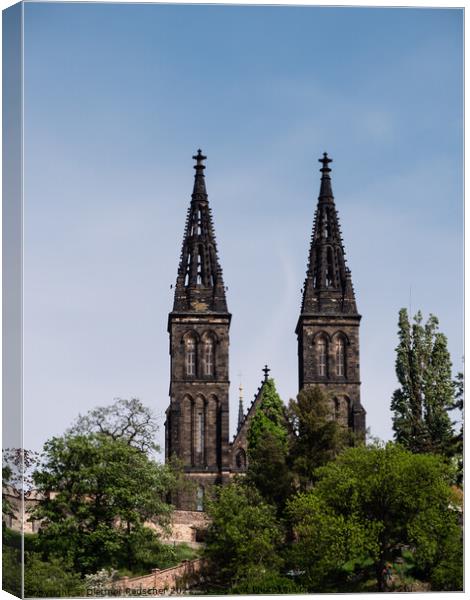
[299,152,357,315]
[193,149,206,171]
[318,152,334,200]
[263,365,270,382]
[319,152,332,173]
[191,149,208,198]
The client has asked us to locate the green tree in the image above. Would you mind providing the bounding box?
[391,309,455,454]
[24,554,85,597]
[288,385,351,488]
[246,379,292,510]
[3,528,41,597]
[287,443,462,592]
[2,462,14,521]
[449,372,463,484]
[32,433,176,574]
[67,397,158,455]
[2,545,21,597]
[203,481,285,592]
[3,448,41,520]
[246,430,293,511]
[247,379,288,454]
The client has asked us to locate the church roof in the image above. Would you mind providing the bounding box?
[300,153,358,317]
[232,366,271,446]
[171,150,229,314]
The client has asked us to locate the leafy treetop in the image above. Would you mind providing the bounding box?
[247,378,288,456]
[67,397,158,455]
[32,433,176,574]
[287,442,462,592]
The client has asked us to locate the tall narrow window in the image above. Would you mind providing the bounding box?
[204,340,214,376]
[186,337,196,376]
[321,212,328,238]
[335,338,345,376]
[184,254,191,286]
[197,250,203,285]
[196,411,204,453]
[326,247,334,288]
[196,485,204,511]
[318,338,327,376]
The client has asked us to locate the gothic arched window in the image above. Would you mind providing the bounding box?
[196,409,205,454]
[185,336,196,376]
[317,337,327,376]
[335,337,345,377]
[196,485,204,512]
[204,339,214,376]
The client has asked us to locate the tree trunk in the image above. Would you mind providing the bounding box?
[376,561,385,592]
[126,521,132,570]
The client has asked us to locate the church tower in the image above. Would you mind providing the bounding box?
[165,150,231,510]
[296,153,366,435]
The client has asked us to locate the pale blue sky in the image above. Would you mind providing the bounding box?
[22,3,463,454]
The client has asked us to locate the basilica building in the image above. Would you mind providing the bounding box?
[164,150,366,511]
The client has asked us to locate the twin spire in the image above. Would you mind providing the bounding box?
[300,152,358,315]
[172,150,357,316]
[172,150,228,314]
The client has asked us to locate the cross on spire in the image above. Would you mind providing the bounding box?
[299,152,358,315]
[263,365,270,382]
[172,149,228,313]
[193,149,206,171]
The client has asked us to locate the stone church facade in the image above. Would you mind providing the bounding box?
[165,150,366,511]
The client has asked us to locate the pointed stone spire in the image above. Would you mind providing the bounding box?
[300,153,358,315]
[172,150,228,313]
[238,383,244,430]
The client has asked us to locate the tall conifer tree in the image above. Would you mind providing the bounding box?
[391,309,454,455]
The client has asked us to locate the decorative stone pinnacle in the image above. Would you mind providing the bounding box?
[263,365,270,382]
[193,149,206,171]
[319,152,332,173]
[237,382,244,430]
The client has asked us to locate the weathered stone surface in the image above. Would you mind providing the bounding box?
[116,558,204,594]
[296,154,366,436]
[165,152,231,511]
[165,152,367,514]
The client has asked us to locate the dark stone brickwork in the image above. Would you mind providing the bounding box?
[165,151,366,512]
[165,152,231,511]
[230,378,268,473]
[297,154,366,436]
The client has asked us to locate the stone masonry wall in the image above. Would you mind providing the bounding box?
[116,559,204,595]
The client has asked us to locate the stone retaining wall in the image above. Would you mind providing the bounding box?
[148,510,209,546]
[116,558,204,595]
